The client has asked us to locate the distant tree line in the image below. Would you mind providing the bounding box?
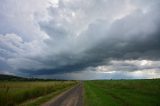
[0,74,70,81]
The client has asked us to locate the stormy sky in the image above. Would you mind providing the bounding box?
[0,0,160,79]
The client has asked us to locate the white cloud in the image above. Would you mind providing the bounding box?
[96,60,160,72]
[0,0,50,40]
[0,70,15,75]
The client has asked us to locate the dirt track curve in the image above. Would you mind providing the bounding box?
[41,82,83,106]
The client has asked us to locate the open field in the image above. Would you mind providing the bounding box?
[0,81,77,106]
[84,79,160,106]
[1,79,160,106]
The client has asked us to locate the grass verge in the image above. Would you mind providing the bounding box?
[19,84,75,106]
[0,81,77,106]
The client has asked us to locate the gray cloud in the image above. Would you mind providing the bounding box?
[0,0,160,79]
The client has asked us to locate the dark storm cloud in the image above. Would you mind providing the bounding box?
[18,0,160,75]
[23,0,160,75]
[0,0,160,79]
[86,2,160,60]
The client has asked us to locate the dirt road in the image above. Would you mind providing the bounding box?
[42,82,83,106]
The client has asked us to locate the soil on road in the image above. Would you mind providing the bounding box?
[41,82,83,106]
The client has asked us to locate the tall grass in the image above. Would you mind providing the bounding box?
[0,81,76,106]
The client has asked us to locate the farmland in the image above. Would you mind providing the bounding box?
[84,79,160,106]
[0,81,77,106]
[1,79,160,106]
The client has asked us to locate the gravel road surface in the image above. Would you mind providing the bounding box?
[41,82,83,106]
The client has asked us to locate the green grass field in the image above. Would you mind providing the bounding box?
[1,79,160,106]
[0,81,76,106]
[84,79,160,106]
